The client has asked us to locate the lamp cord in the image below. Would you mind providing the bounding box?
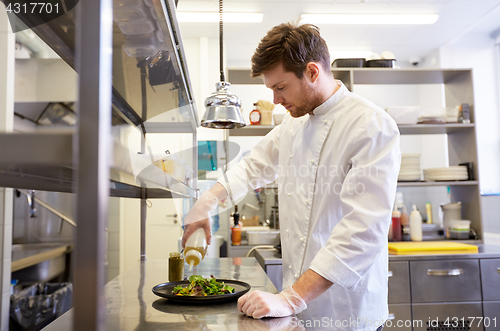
[219,0,225,82]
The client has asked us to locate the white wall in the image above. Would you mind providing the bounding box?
[14,59,77,102]
[437,32,500,194]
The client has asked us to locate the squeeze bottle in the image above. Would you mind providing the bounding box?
[231,205,241,246]
[392,205,402,242]
[410,204,423,242]
[184,228,208,272]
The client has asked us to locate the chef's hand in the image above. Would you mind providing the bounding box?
[237,286,307,319]
[181,190,219,247]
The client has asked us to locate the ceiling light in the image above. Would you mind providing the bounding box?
[200,0,245,129]
[177,12,263,23]
[300,14,439,25]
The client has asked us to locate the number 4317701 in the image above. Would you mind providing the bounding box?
[6,2,59,14]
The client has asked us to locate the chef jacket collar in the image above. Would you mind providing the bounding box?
[311,80,349,116]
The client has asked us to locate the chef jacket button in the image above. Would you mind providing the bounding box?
[304,199,310,204]
[289,155,293,159]
[294,273,299,279]
[310,159,316,164]
[288,265,292,269]
[286,229,289,233]
[299,237,304,242]
[323,120,328,124]
[287,193,291,197]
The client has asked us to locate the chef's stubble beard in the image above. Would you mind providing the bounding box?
[291,79,323,117]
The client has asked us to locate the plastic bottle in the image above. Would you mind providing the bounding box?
[249,103,261,125]
[392,205,402,242]
[184,228,208,272]
[426,202,433,224]
[401,206,411,241]
[410,204,423,241]
[231,205,241,246]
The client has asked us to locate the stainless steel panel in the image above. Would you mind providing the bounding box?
[385,304,412,331]
[389,261,411,304]
[480,259,500,301]
[412,303,483,331]
[410,259,481,303]
[483,301,500,330]
[266,264,283,292]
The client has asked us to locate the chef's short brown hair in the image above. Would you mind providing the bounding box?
[251,23,331,78]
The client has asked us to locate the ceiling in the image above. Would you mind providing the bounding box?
[176,0,500,68]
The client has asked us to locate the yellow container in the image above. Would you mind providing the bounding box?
[388,241,478,255]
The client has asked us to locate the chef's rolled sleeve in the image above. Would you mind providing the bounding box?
[309,108,401,291]
[310,248,362,290]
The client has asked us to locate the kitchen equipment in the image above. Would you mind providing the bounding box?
[398,153,421,181]
[200,0,245,129]
[331,58,366,68]
[441,202,462,237]
[152,279,251,303]
[247,230,280,245]
[388,241,478,255]
[424,166,468,181]
[365,59,396,68]
[392,206,402,241]
[449,220,471,239]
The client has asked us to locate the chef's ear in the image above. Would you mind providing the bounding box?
[305,62,320,83]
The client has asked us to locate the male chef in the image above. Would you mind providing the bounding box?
[182,23,401,331]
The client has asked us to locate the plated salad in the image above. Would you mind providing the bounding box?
[173,275,236,296]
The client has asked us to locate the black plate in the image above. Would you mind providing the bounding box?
[152,279,251,304]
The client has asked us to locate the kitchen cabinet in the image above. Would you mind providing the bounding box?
[227,67,483,243]
[0,1,199,330]
[256,246,500,331]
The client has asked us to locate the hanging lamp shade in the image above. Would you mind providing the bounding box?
[201,81,245,129]
[200,0,245,129]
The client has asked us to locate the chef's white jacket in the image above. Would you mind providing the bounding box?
[219,82,401,330]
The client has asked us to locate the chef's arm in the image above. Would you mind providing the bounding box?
[293,269,333,303]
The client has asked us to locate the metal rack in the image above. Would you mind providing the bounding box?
[228,67,483,242]
[1,1,199,330]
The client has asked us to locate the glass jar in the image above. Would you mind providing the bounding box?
[168,252,184,282]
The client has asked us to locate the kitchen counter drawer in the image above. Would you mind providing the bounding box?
[483,301,500,330]
[480,259,500,301]
[388,261,410,304]
[385,304,412,330]
[412,303,483,331]
[410,259,481,303]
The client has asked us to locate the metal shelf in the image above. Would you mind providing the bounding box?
[397,181,479,187]
[230,124,475,136]
[0,133,196,198]
[398,123,475,134]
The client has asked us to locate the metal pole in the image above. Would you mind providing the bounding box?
[73,0,113,329]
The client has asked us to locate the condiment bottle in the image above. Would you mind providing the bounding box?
[249,103,261,125]
[401,206,411,241]
[168,252,184,281]
[231,205,241,246]
[392,205,402,241]
[425,202,433,224]
[184,228,208,272]
[410,204,423,241]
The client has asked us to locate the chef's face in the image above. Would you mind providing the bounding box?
[262,63,322,118]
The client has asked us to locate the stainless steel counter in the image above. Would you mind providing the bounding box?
[43,257,305,331]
